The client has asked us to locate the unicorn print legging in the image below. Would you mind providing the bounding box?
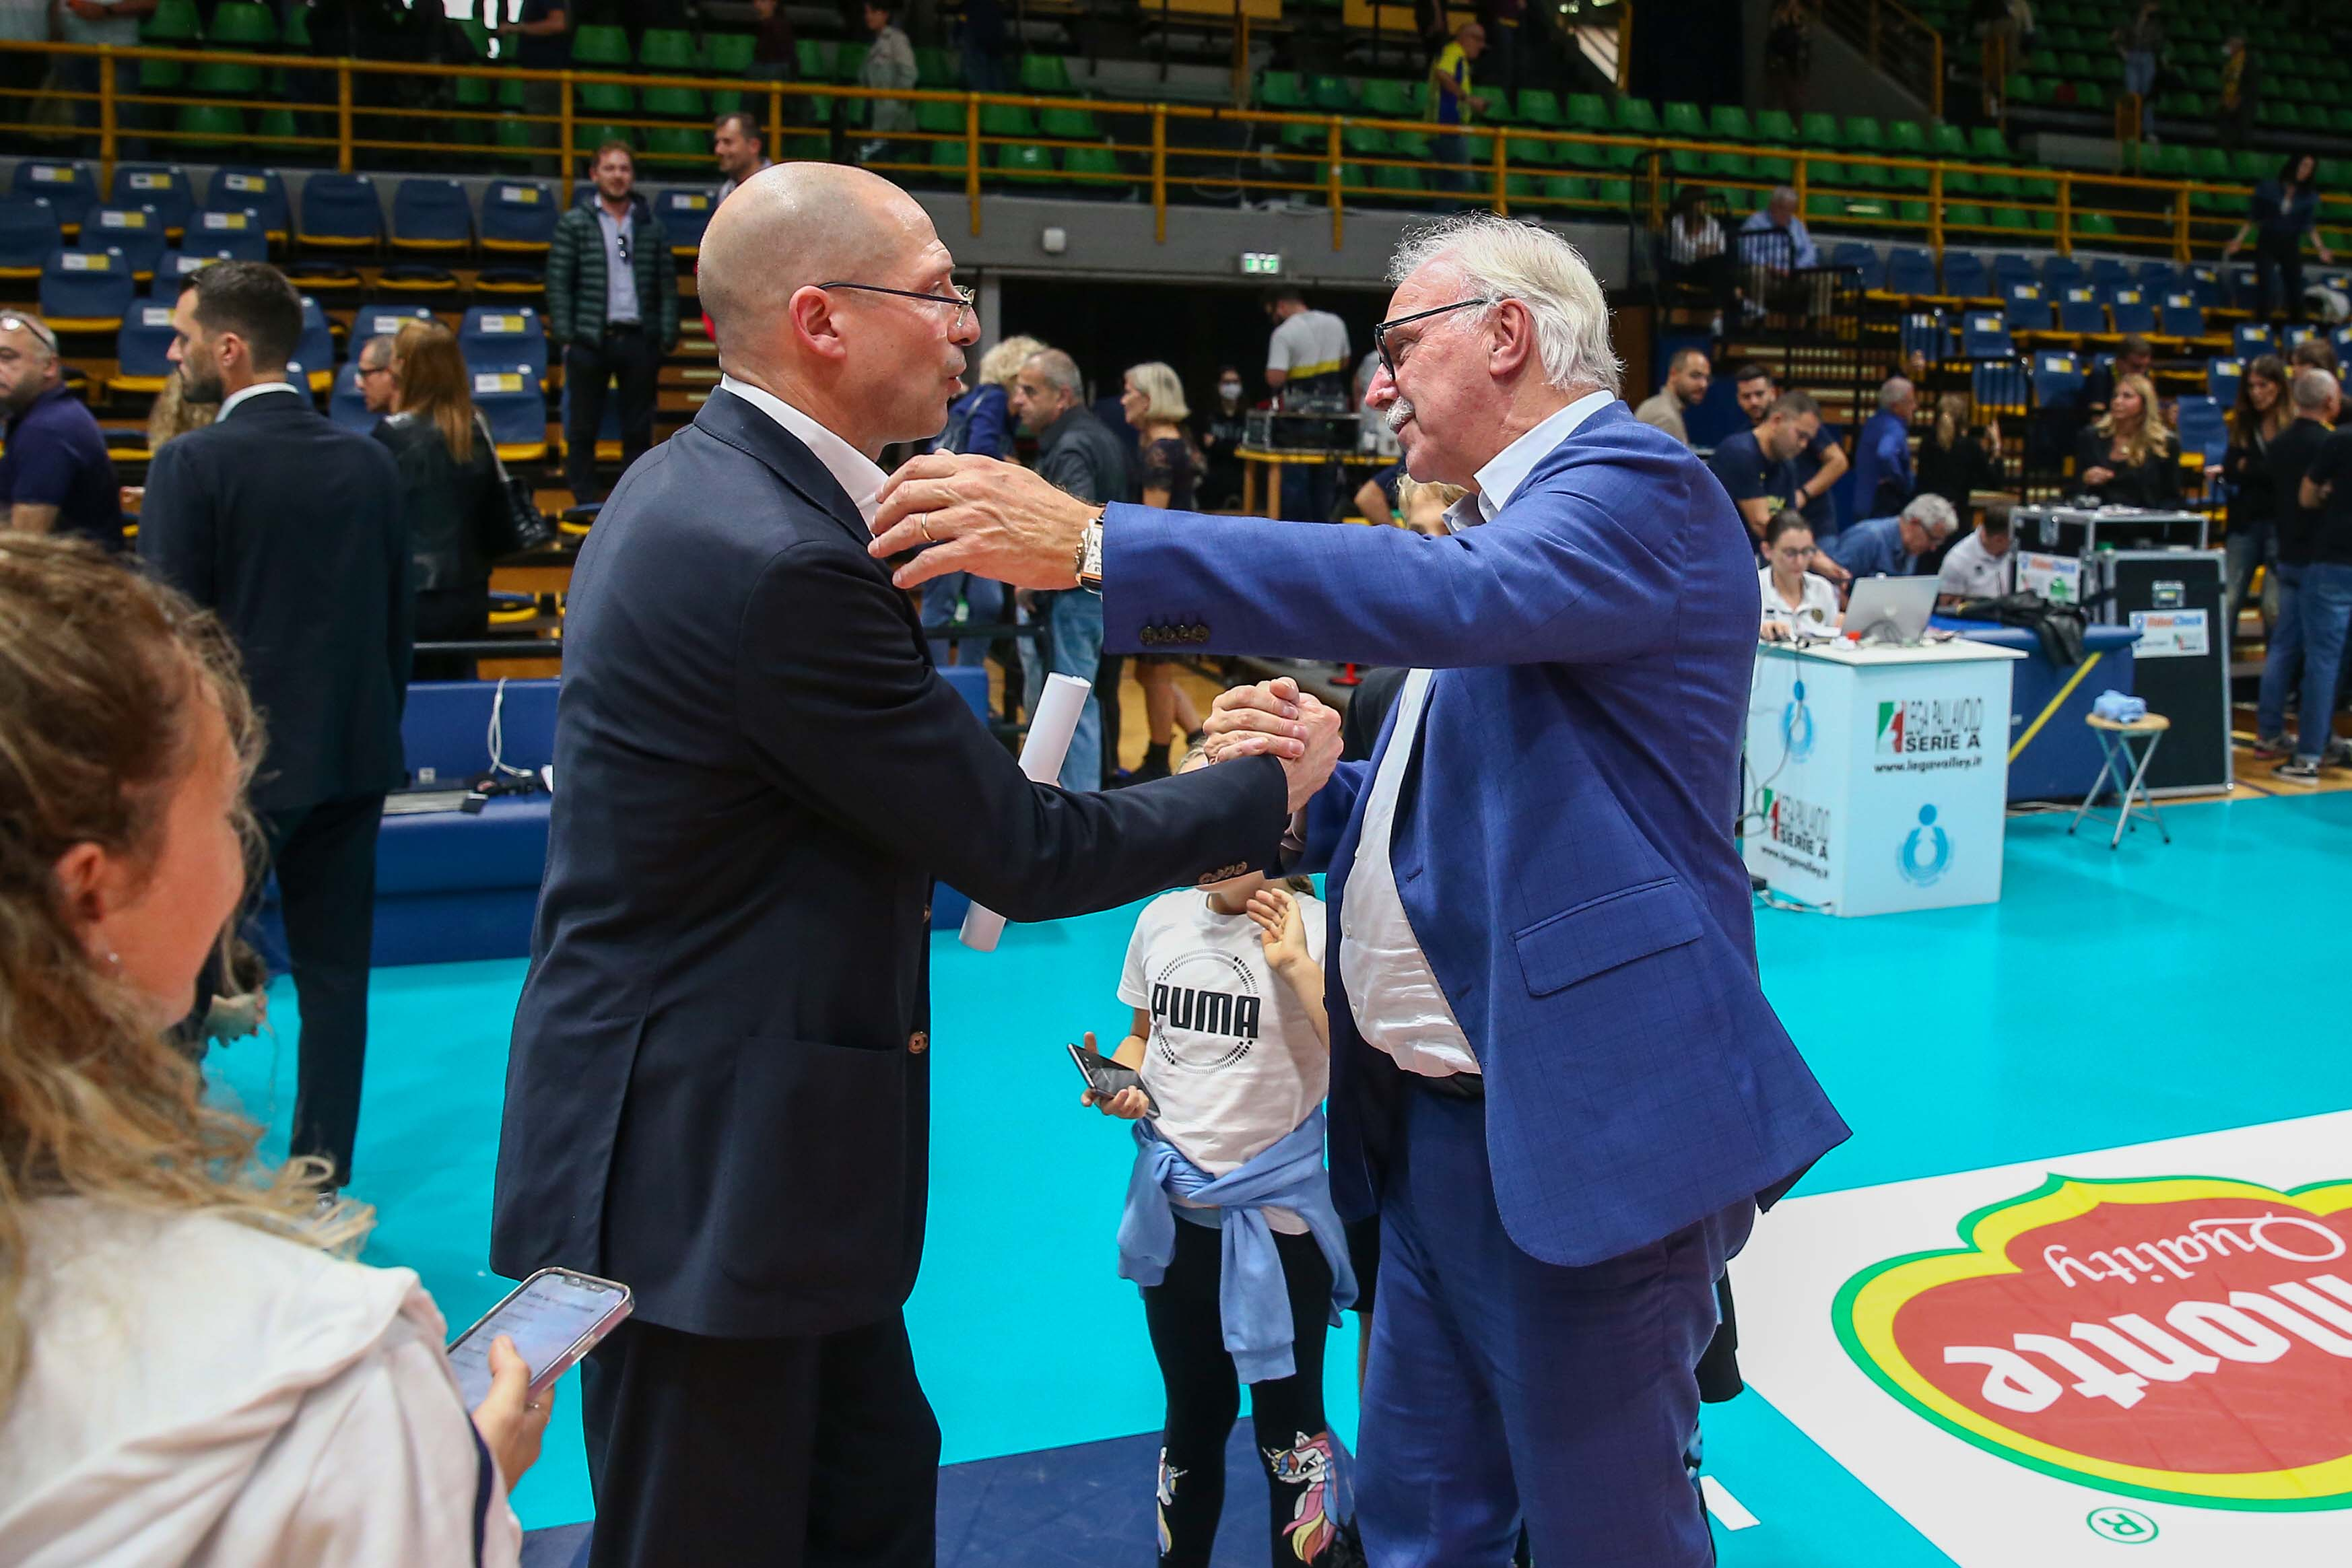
[1143,1217,1338,1566]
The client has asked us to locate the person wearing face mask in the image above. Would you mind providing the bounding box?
[0,537,551,1565]
[1199,366,1250,510]
[492,165,1341,1568]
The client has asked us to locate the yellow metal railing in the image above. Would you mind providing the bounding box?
[0,38,2304,263]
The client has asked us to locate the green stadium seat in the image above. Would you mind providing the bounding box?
[1847,160,1889,191]
[1039,105,1098,139]
[189,58,263,95]
[1506,172,1542,202]
[1516,88,1563,127]
[1662,101,1705,139]
[642,86,704,118]
[1543,175,1592,205]
[795,39,836,79]
[1278,120,1323,152]
[138,54,184,92]
[1709,104,1754,141]
[1390,129,1433,160]
[1845,115,1883,149]
[176,103,244,148]
[1314,163,1366,201]
[1752,154,1795,183]
[979,103,1037,138]
[455,73,492,109]
[1019,54,1073,94]
[1508,133,1558,170]
[1714,151,1756,180]
[643,125,703,164]
[1360,78,1413,116]
[1372,162,1428,196]
[205,1,275,44]
[2144,143,2190,178]
[1806,193,1846,220]
[2075,211,2118,237]
[571,24,630,65]
[1945,165,1982,195]
[141,0,200,41]
[1946,202,1987,228]
[495,116,543,161]
[1613,97,1658,134]
[1565,93,1609,131]
[574,122,629,154]
[834,43,868,83]
[707,88,746,115]
[1931,123,1970,160]
[1343,125,1391,156]
[453,16,490,57]
[929,139,971,178]
[1310,74,1353,112]
[915,99,963,135]
[1885,119,1927,155]
[1897,199,1929,223]
[254,107,301,148]
[1260,70,1306,109]
[1979,171,2020,199]
[576,81,634,118]
[2229,150,2267,182]
[1064,145,1126,190]
[1480,88,1519,124]
[1800,110,1841,147]
[1811,158,1848,185]
[1753,108,1797,143]
[1990,207,2029,232]
[639,28,697,69]
[915,46,961,86]
[1969,127,2013,162]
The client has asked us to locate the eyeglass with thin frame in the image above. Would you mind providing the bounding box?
[1372,296,1498,380]
[815,281,978,334]
[0,315,59,355]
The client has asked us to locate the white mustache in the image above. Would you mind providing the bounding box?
[1384,397,1415,434]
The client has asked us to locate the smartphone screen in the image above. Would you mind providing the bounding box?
[447,1270,629,1409]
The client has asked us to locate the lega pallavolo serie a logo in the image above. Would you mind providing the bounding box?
[1834,1173,2352,1511]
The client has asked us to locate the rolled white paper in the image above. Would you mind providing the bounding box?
[959,672,1091,952]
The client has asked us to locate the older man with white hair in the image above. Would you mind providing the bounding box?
[872,212,1848,1566]
[1824,491,1958,580]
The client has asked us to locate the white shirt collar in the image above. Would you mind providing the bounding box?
[217,380,302,420]
[1444,388,1616,533]
[718,374,887,524]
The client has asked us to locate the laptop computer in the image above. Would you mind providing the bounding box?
[1841,575,1941,647]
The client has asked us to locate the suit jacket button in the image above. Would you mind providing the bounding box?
[908,1031,929,1054]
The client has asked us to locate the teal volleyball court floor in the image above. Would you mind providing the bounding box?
[201,791,2352,1563]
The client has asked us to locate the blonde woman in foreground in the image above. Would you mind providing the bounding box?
[0,538,550,1565]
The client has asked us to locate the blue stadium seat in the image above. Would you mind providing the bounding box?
[0,197,60,279]
[1941,250,1992,302]
[474,367,549,459]
[2188,264,2225,310]
[187,207,269,262]
[328,361,377,432]
[1972,359,2027,415]
[2234,322,2276,360]
[147,248,232,298]
[1828,242,1884,292]
[2207,357,2242,405]
[1900,310,1946,364]
[2283,322,2319,353]
[39,248,133,331]
[298,173,384,249]
[2134,259,2184,294]
[2041,254,2085,294]
[2334,327,2352,364]
[2108,289,2157,337]
[11,160,96,232]
[2085,257,2130,291]
[482,180,559,253]
[1990,252,2036,290]
[2159,294,2215,348]
[107,165,191,233]
[352,303,437,342]
[2031,351,2084,411]
[390,178,473,252]
[2174,394,2227,466]
[87,205,166,278]
[110,300,180,393]
[294,294,337,390]
[206,167,289,238]
[2001,281,2048,332]
[1959,310,2015,359]
[654,188,714,255]
[2053,287,2107,341]
[1881,244,1937,300]
[460,306,549,383]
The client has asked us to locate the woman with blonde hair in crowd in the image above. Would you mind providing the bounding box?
[121,375,220,518]
[374,319,510,679]
[0,537,552,1563]
[1392,474,1465,537]
[1118,360,1207,781]
[924,333,1044,667]
[2075,371,2181,507]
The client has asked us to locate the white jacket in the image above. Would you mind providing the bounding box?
[0,1199,522,1567]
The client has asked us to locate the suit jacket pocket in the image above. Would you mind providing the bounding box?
[712,1035,910,1303]
[1512,877,1704,996]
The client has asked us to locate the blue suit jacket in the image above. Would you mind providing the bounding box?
[1102,401,1850,1267]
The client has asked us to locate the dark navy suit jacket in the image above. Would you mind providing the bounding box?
[1102,401,1850,1268]
[490,390,1291,1338]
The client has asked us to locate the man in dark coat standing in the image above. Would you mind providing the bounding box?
[138,260,411,1190]
[490,164,1341,1567]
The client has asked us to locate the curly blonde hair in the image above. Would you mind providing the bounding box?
[0,538,366,1405]
[976,334,1048,388]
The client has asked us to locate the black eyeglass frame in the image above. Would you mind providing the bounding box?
[0,314,60,355]
[1372,296,1500,380]
[814,281,978,331]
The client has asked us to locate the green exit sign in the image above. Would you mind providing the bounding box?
[1240,251,1283,275]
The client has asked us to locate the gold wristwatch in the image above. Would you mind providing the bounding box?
[1073,507,1107,590]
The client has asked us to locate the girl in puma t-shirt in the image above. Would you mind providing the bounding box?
[1079,821,1351,1568]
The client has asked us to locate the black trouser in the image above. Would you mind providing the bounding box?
[262,792,384,1188]
[564,325,662,503]
[413,584,490,681]
[580,1313,940,1568]
[1144,1217,1337,1567]
[2257,235,2306,325]
[1097,650,1125,784]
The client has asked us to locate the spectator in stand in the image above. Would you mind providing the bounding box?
[57,0,151,154]
[2291,334,2340,380]
[1634,347,1710,449]
[1663,189,1736,335]
[1764,0,1813,118]
[137,261,409,1196]
[0,312,123,551]
[2254,367,2340,758]
[1736,362,1848,539]
[1711,390,1823,558]
[1429,22,1490,193]
[924,333,1040,668]
[1118,362,1207,782]
[2112,0,2165,143]
[2081,334,2154,423]
[713,111,772,202]
[1011,347,1127,792]
[1481,0,1524,96]
[857,0,919,164]
[1825,492,1957,579]
[2075,372,2181,506]
[1739,186,1821,273]
[374,320,509,680]
[1937,502,2015,603]
[2223,355,2291,646]
[1851,376,1917,517]
[2283,404,2352,781]
[0,538,551,1566]
[499,0,569,166]
[1199,366,1249,510]
[745,0,797,93]
[2217,34,2259,151]
[957,0,1006,90]
[547,141,678,505]
[355,334,397,417]
[1263,286,1353,521]
[1758,510,1841,639]
[143,366,216,452]
[2227,154,2333,326]
[1915,393,2003,524]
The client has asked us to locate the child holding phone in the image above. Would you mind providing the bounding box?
[1079,798,1355,1568]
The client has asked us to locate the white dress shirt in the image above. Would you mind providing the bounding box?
[1758,565,1841,634]
[216,380,302,420]
[718,374,886,524]
[1339,390,1614,1078]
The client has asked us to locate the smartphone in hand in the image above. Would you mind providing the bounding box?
[446,1268,632,1409]
[1067,1040,1160,1118]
